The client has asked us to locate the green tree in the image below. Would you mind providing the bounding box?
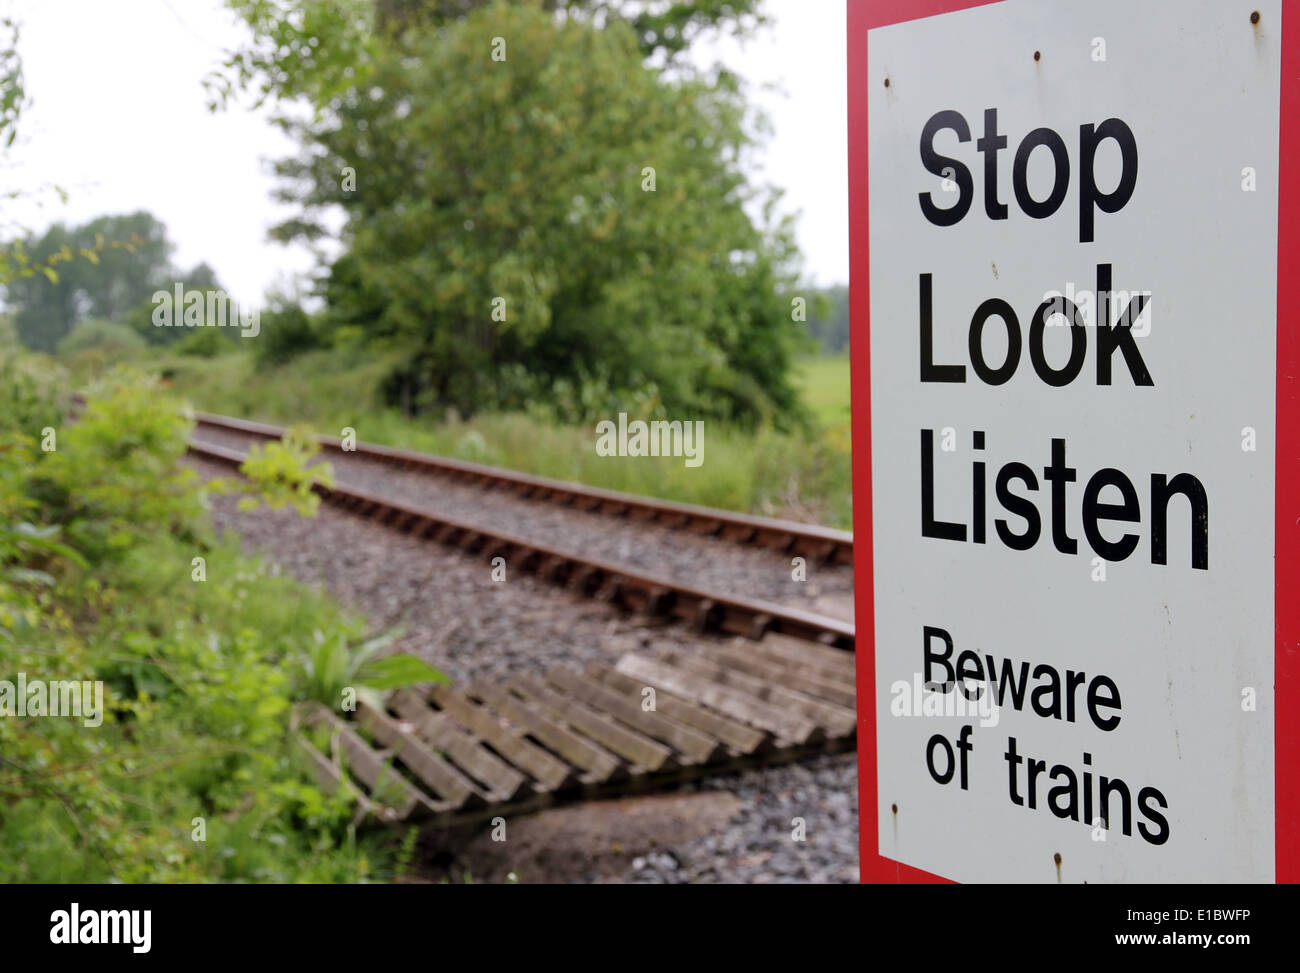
[8,212,170,351]
[8,213,231,351]
[68,212,174,322]
[223,1,805,426]
[0,15,30,265]
[123,260,237,347]
[806,284,849,354]
[55,319,148,358]
[212,0,766,111]
[0,17,23,148]
[0,20,113,313]
[372,0,766,57]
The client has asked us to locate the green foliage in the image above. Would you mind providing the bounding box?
[9,213,168,351]
[174,326,234,359]
[214,0,765,112]
[6,212,228,353]
[160,345,398,420]
[0,27,427,882]
[29,370,204,563]
[0,17,25,149]
[0,349,68,434]
[0,20,106,296]
[297,627,448,711]
[804,284,849,354]
[212,0,376,111]
[372,0,767,57]
[234,425,336,515]
[254,299,324,367]
[55,319,148,358]
[0,363,445,881]
[160,348,853,527]
[795,355,851,432]
[614,0,767,59]
[123,263,238,349]
[220,1,804,428]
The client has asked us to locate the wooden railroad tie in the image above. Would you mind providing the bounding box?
[293,632,857,827]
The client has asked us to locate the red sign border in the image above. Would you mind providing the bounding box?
[847,0,1300,884]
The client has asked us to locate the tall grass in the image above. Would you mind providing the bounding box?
[138,348,853,529]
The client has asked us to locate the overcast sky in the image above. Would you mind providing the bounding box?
[2,0,848,305]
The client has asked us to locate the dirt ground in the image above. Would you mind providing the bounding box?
[416,789,745,884]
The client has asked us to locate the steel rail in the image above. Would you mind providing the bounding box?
[191,410,854,565]
[189,438,855,651]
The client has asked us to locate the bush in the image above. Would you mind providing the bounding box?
[0,348,68,433]
[54,318,146,358]
[175,326,234,358]
[0,361,437,882]
[259,4,806,427]
[255,302,322,368]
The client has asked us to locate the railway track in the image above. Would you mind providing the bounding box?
[182,413,859,829]
[189,438,854,650]
[295,636,857,830]
[190,410,854,566]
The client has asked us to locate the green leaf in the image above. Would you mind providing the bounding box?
[5,567,54,586]
[358,653,449,690]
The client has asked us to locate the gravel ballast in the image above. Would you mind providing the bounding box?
[190,455,861,884]
[190,426,854,619]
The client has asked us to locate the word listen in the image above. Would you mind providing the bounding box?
[921,430,1208,570]
[910,108,1211,571]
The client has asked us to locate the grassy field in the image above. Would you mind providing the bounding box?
[86,348,855,529]
[794,355,851,428]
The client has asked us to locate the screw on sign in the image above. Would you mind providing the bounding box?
[849,0,1299,883]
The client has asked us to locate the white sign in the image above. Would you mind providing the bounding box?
[861,0,1281,882]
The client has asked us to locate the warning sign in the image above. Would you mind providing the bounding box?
[849,0,1299,882]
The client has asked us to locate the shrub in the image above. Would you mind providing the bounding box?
[175,326,234,358]
[255,302,322,368]
[0,361,441,882]
[54,318,146,357]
